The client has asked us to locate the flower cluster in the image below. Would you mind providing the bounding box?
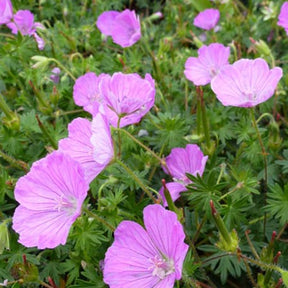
[96,9,141,48]
[0,0,45,49]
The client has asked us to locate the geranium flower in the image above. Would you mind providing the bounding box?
[160,144,208,206]
[58,113,114,184]
[103,204,189,288]
[99,72,155,128]
[96,9,141,48]
[73,72,108,116]
[12,152,89,249]
[0,0,13,25]
[6,10,45,50]
[184,43,230,86]
[277,2,288,35]
[193,8,220,30]
[211,58,283,107]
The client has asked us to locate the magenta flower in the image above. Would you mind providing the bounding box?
[278,2,288,35]
[12,152,89,249]
[96,9,141,48]
[103,204,189,287]
[0,0,13,25]
[96,11,120,36]
[184,43,230,86]
[100,72,155,128]
[73,72,108,116]
[58,113,114,184]
[6,10,45,50]
[211,58,283,107]
[7,10,35,35]
[193,8,220,30]
[160,144,208,206]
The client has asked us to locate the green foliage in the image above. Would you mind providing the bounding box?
[1,0,288,287]
[266,183,288,225]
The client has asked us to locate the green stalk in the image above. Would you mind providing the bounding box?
[210,200,231,246]
[250,108,268,236]
[115,159,156,202]
[196,87,211,151]
[35,115,58,150]
[82,207,115,231]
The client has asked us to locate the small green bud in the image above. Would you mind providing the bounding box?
[31,56,50,70]
[0,221,10,254]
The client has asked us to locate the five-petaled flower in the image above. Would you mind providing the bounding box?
[160,144,208,206]
[12,152,89,249]
[211,58,283,107]
[99,72,155,128]
[277,2,288,35]
[58,113,114,184]
[184,43,230,86]
[103,204,189,287]
[193,8,220,31]
[96,9,141,48]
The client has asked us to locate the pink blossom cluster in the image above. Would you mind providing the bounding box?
[0,0,45,49]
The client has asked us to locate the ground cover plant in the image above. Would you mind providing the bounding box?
[2,0,288,287]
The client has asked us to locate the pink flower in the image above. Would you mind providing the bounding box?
[193,8,220,30]
[6,10,45,50]
[103,204,189,287]
[96,11,120,36]
[184,43,230,86]
[7,10,35,35]
[0,0,13,25]
[12,152,89,249]
[277,2,288,35]
[160,144,208,206]
[73,72,108,116]
[100,72,155,128]
[211,58,283,107]
[96,9,141,48]
[58,113,114,184]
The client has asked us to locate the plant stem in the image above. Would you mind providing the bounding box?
[250,108,268,237]
[196,86,211,151]
[49,58,76,81]
[115,159,157,203]
[116,128,166,166]
[82,207,115,231]
[0,93,13,119]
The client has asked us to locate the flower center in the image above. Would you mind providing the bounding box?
[148,255,175,280]
[54,194,76,215]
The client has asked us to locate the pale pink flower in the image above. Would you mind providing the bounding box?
[6,10,45,50]
[58,113,114,184]
[7,10,35,35]
[73,72,108,116]
[193,8,220,30]
[160,144,208,206]
[96,11,120,36]
[184,43,230,86]
[100,72,155,128]
[12,152,89,249]
[103,204,189,287]
[211,58,283,107]
[96,9,141,48]
[278,2,288,35]
[0,0,13,25]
